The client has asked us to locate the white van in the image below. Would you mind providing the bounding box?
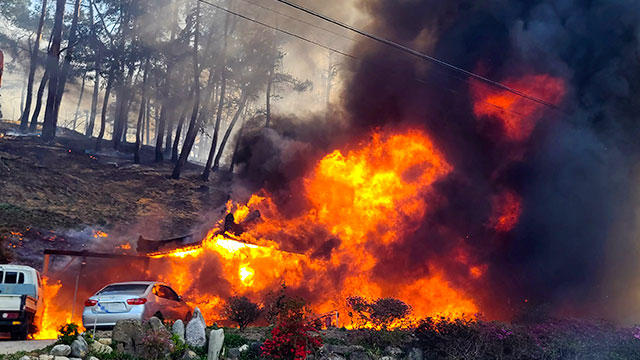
[0,265,44,339]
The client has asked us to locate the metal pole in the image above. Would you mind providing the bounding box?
[71,258,87,320]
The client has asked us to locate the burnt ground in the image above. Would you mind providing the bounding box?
[0,121,231,266]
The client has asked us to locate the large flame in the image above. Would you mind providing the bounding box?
[470,74,566,140]
[153,129,478,325]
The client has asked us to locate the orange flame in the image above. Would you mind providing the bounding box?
[153,129,479,325]
[470,74,566,140]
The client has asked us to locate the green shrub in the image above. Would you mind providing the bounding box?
[57,323,80,345]
[225,333,250,348]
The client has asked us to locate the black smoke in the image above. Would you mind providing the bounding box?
[236,0,640,322]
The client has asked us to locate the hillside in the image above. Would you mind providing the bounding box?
[0,121,231,263]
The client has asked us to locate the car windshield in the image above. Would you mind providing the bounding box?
[97,284,149,295]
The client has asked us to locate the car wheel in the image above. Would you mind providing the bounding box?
[153,311,164,322]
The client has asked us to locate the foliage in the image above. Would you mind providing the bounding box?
[170,333,187,360]
[57,322,80,345]
[138,329,174,360]
[239,344,261,360]
[263,283,288,325]
[225,296,263,331]
[347,296,412,329]
[224,332,250,348]
[413,317,640,360]
[261,297,322,360]
[350,328,411,354]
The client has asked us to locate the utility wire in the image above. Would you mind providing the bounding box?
[195,0,356,60]
[274,0,560,110]
[236,0,357,43]
[193,0,541,119]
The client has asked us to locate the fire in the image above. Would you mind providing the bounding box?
[93,230,108,239]
[33,278,75,340]
[470,74,566,140]
[153,129,480,325]
[491,191,522,232]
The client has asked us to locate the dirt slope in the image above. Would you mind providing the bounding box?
[0,121,230,262]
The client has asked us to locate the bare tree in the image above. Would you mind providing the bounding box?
[19,0,48,132]
[41,0,66,142]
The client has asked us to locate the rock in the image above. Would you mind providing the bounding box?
[172,319,185,342]
[69,358,82,360]
[39,356,54,360]
[227,348,241,359]
[70,336,89,358]
[181,350,199,360]
[50,345,72,356]
[385,347,403,357]
[19,356,30,360]
[53,357,69,360]
[186,308,207,348]
[322,345,364,355]
[207,328,225,360]
[239,344,249,352]
[112,319,143,354]
[90,341,113,354]
[379,357,396,360]
[98,338,112,345]
[88,357,100,360]
[350,352,370,360]
[146,316,172,338]
[407,348,423,360]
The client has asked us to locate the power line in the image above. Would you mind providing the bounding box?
[195,0,356,60]
[193,0,542,120]
[273,0,560,110]
[236,0,357,43]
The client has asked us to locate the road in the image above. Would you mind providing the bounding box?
[0,340,56,355]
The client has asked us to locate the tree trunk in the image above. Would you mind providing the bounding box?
[29,66,49,132]
[113,66,134,150]
[145,98,151,145]
[230,105,249,173]
[171,110,186,163]
[20,0,48,132]
[164,114,173,157]
[171,1,201,179]
[265,71,273,128]
[95,68,114,151]
[134,58,150,164]
[52,0,82,122]
[86,68,99,137]
[155,105,166,162]
[85,0,98,137]
[72,71,87,131]
[41,0,66,142]
[212,90,249,171]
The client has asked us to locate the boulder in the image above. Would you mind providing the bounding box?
[186,308,207,348]
[38,356,54,360]
[146,316,172,338]
[70,336,89,358]
[181,350,199,360]
[172,319,185,342]
[227,348,241,359]
[91,341,114,354]
[407,348,423,360]
[98,338,112,346]
[350,352,370,360]
[385,347,403,357]
[50,345,71,356]
[112,319,143,354]
[207,329,225,360]
[53,357,69,360]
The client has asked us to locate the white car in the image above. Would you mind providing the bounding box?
[82,281,192,329]
[0,264,44,339]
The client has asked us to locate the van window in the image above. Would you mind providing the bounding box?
[0,271,3,283]
[4,272,25,284]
